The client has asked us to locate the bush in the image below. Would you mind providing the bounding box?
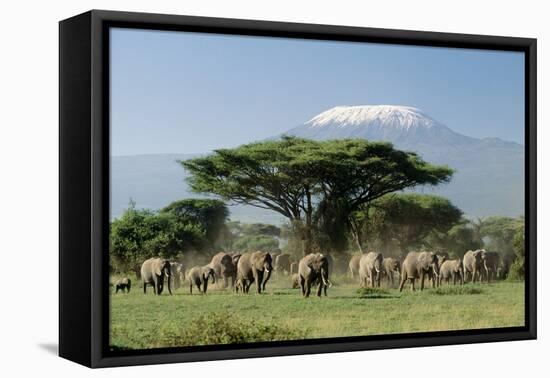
[356,287,391,298]
[508,226,525,280]
[134,313,305,349]
[429,286,483,295]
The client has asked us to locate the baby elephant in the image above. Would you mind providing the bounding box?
[115,277,131,293]
[188,265,216,294]
[438,259,464,286]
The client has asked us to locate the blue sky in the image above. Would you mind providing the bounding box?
[110,28,525,157]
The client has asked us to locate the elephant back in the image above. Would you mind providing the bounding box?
[210,252,234,277]
[402,251,422,278]
[140,257,159,282]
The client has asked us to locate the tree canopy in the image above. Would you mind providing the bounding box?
[182,137,453,255]
[110,199,229,272]
[353,193,463,255]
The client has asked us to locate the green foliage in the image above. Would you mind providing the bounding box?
[233,234,280,253]
[163,313,304,348]
[110,200,228,272]
[430,286,484,295]
[182,137,453,255]
[241,223,281,237]
[427,219,482,258]
[479,216,524,255]
[356,287,392,298]
[220,221,281,253]
[355,193,463,255]
[509,225,525,280]
[161,199,228,246]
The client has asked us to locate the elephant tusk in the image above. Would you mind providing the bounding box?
[265,268,270,273]
[327,279,334,288]
[375,267,380,273]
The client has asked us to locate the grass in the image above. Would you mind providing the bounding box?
[109,274,525,350]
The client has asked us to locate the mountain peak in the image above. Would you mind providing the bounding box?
[305,105,439,131]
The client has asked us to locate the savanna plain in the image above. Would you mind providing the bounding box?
[110,275,524,350]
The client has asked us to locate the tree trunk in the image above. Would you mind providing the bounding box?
[303,187,313,256]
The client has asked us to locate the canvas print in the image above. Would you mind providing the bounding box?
[108,28,526,351]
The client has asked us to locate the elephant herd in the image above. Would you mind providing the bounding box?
[118,252,297,296]
[348,249,504,292]
[113,249,503,298]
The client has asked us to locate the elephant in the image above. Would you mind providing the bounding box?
[427,254,447,288]
[141,257,172,295]
[291,273,300,289]
[463,250,484,283]
[114,277,131,293]
[399,251,440,292]
[348,255,361,280]
[231,253,242,267]
[438,259,464,285]
[290,261,299,275]
[481,251,500,282]
[382,257,400,287]
[275,253,291,274]
[187,265,216,294]
[498,254,514,279]
[209,252,236,288]
[236,251,273,294]
[298,253,332,298]
[169,262,184,290]
[359,252,383,287]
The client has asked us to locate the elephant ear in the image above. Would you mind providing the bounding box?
[154,262,162,276]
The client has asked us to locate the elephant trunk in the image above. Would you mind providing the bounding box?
[321,268,332,287]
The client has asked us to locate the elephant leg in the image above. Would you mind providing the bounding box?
[471,268,476,284]
[316,282,323,297]
[203,280,208,294]
[399,274,406,292]
[305,280,311,298]
[299,276,306,296]
[189,283,193,294]
[420,273,425,291]
[255,272,264,294]
[411,278,416,291]
[143,282,146,294]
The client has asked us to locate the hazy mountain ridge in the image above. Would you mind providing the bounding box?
[111,105,524,223]
[284,105,524,218]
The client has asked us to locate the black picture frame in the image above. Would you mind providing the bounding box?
[59,9,537,368]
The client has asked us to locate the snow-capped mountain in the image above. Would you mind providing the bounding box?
[110,105,525,222]
[287,105,473,146]
[284,105,525,218]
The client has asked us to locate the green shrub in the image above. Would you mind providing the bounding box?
[356,287,391,298]
[116,313,306,349]
[430,286,483,295]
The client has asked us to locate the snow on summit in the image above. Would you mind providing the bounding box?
[305,105,440,131]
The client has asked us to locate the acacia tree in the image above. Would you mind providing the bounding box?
[182,137,453,255]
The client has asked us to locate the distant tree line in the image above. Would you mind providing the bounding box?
[109,137,525,280]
